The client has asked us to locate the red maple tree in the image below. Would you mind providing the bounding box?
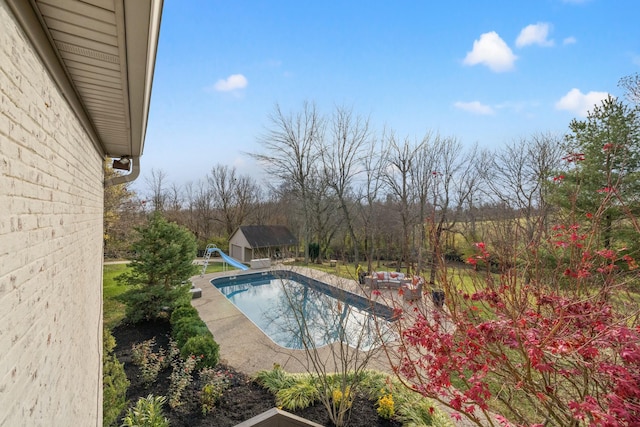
[381,154,640,426]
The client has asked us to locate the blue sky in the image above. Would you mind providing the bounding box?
[138,0,640,192]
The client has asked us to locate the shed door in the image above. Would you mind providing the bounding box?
[230,244,242,261]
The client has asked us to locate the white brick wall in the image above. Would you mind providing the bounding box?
[0,1,104,425]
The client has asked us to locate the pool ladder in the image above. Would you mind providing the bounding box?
[200,244,216,277]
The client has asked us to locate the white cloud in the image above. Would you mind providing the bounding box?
[563,36,577,45]
[463,31,517,72]
[555,88,609,117]
[212,74,248,92]
[454,101,495,115]
[516,23,554,48]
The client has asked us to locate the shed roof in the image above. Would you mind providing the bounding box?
[238,225,298,248]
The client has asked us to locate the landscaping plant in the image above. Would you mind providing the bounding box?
[103,329,129,427]
[256,366,454,426]
[167,354,200,409]
[376,393,395,420]
[181,335,219,369]
[199,368,231,415]
[169,303,220,368]
[382,131,640,425]
[117,213,198,323]
[254,364,298,394]
[130,338,171,386]
[121,394,170,427]
[169,305,199,325]
[171,316,211,347]
[276,378,320,411]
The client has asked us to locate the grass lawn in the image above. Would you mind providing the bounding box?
[201,262,244,274]
[288,259,480,293]
[103,263,130,329]
[103,261,247,329]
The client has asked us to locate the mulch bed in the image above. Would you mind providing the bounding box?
[112,319,401,427]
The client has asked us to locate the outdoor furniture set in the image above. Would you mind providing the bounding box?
[365,271,425,302]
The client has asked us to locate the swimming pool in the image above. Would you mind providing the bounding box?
[211,270,394,350]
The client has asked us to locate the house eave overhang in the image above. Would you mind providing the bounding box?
[6,0,163,160]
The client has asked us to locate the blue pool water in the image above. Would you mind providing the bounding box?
[212,270,394,350]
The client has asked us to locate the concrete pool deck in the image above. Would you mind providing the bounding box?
[189,265,410,375]
[190,264,490,426]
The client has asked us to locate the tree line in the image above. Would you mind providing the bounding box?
[105,76,640,280]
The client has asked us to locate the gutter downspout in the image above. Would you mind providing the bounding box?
[104,156,140,187]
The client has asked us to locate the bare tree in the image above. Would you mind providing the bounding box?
[424,136,471,287]
[251,102,325,262]
[307,174,341,262]
[383,132,423,272]
[410,132,438,274]
[234,174,262,224]
[208,164,260,237]
[164,182,183,223]
[191,180,216,243]
[167,183,182,211]
[478,133,563,267]
[182,181,199,237]
[619,72,640,106]
[452,150,485,250]
[355,134,388,272]
[271,271,387,427]
[145,168,169,212]
[266,181,304,233]
[250,186,283,226]
[322,106,372,265]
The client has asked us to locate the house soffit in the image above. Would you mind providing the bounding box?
[7,0,162,158]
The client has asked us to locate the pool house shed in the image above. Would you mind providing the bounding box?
[229,225,298,263]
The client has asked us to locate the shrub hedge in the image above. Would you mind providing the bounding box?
[103,329,129,426]
[172,316,211,347]
[170,305,199,324]
[182,335,220,369]
[170,304,219,369]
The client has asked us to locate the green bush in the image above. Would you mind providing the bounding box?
[121,394,169,427]
[255,365,298,394]
[181,335,220,369]
[276,379,319,410]
[200,369,231,415]
[255,367,456,427]
[169,302,219,369]
[308,242,320,261]
[170,305,199,325]
[255,366,319,411]
[171,317,211,348]
[119,281,191,323]
[356,370,388,400]
[103,329,129,427]
[116,213,198,323]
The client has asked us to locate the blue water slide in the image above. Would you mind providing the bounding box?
[207,247,249,270]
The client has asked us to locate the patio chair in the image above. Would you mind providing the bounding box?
[403,276,424,301]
